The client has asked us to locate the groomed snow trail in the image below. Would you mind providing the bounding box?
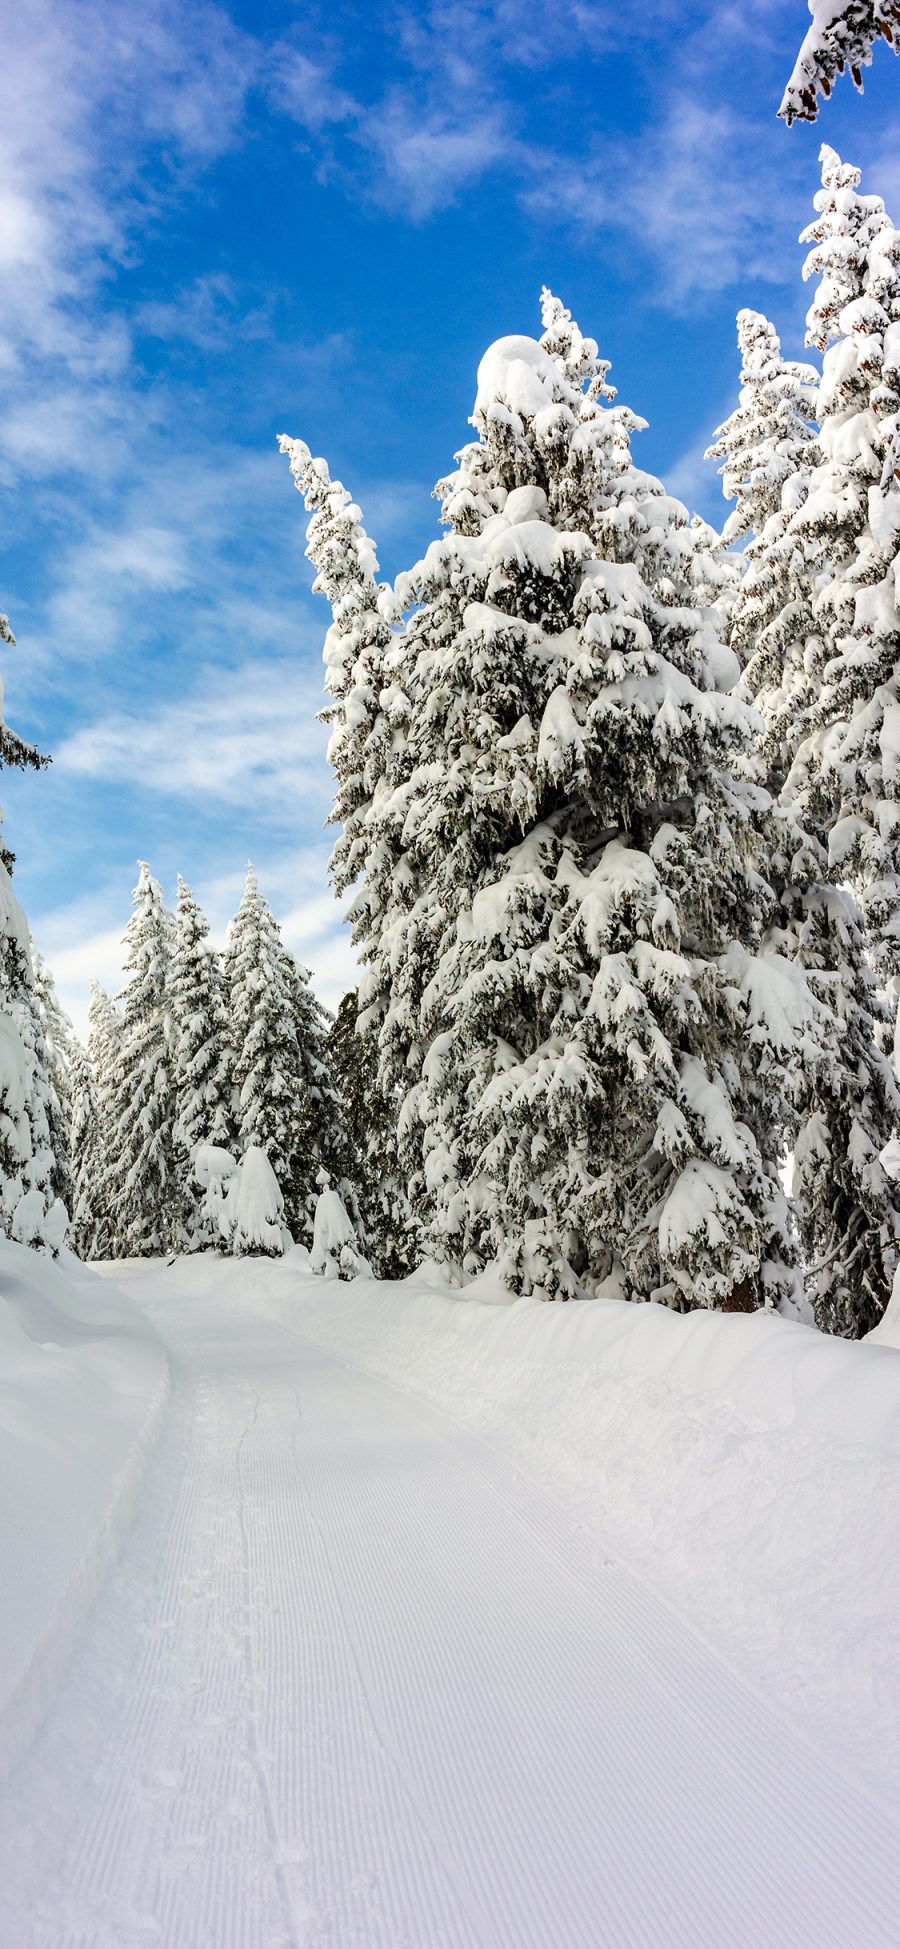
[1,1268,897,1948]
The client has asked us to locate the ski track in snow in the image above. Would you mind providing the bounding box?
[0,1267,898,1949]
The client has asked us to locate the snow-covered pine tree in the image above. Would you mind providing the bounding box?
[286,289,819,1310]
[7,968,68,1252]
[226,1146,288,1257]
[285,955,356,1244]
[707,311,819,545]
[67,1041,109,1260]
[224,867,315,1241]
[29,942,77,1216]
[0,608,66,1250]
[706,309,820,766]
[0,608,48,874]
[85,979,123,1254]
[277,437,402,1017]
[711,304,900,1334]
[170,877,234,1166]
[784,150,900,1007]
[780,0,900,124]
[108,865,186,1256]
[328,989,420,1277]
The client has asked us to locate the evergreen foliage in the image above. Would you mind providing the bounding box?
[30,942,77,1215]
[86,978,124,1250]
[329,989,420,1278]
[287,290,819,1310]
[781,1,900,124]
[711,290,900,1335]
[171,876,234,1163]
[311,1169,372,1279]
[784,149,900,998]
[68,1041,110,1260]
[224,867,344,1242]
[107,864,186,1256]
[0,608,62,1252]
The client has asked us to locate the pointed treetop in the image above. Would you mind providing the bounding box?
[278,436,381,613]
[133,859,164,900]
[818,142,862,191]
[801,144,892,351]
[539,287,614,400]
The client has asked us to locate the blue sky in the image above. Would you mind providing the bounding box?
[2,0,900,1035]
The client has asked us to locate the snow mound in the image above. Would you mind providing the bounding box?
[0,1242,168,1783]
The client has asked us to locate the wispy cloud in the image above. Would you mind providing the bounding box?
[362,100,510,219]
[55,657,331,816]
[135,274,272,351]
[520,95,813,307]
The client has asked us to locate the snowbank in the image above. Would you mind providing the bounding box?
[185,1249,900,1800]
[0,1243,168,1781]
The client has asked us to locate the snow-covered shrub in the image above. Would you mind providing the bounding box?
[191,1142,240,1250]
[224,1145,288,1258]
[311,1171,371,1280]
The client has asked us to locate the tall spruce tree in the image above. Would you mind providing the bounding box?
[0,609,65,1250]
[108,864,185,1256]
[170,877,234,1163]
[785,150,900,1005]
[7,970,67,1251]
[277,433,415,1117]
[328,989,420,1278]
[706,309,821,776]
[86,980,123,1255]
[225,868,312,1241]
[285,290,820,1309]
[68,1043,109,1260]
[286,956,355,1241]
[30,942,77,1216]
[712,305,900,1335]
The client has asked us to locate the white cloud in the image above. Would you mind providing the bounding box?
[520,96,812,307]
[55,656,331,815]
[135,274,272,352]
[362,101,511,219]
[266,46,358,133]
[0,0,260,492]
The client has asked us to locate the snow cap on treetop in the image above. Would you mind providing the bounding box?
[473,335,565,427]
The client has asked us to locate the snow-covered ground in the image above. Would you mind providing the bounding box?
[1,1250,899,1946]
[0,1242,168,1785]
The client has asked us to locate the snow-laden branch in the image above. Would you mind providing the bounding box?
[780,0,900,124]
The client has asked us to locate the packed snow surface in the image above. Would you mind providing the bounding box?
[1,1250,899,1946]
[0,1242,167,1780]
